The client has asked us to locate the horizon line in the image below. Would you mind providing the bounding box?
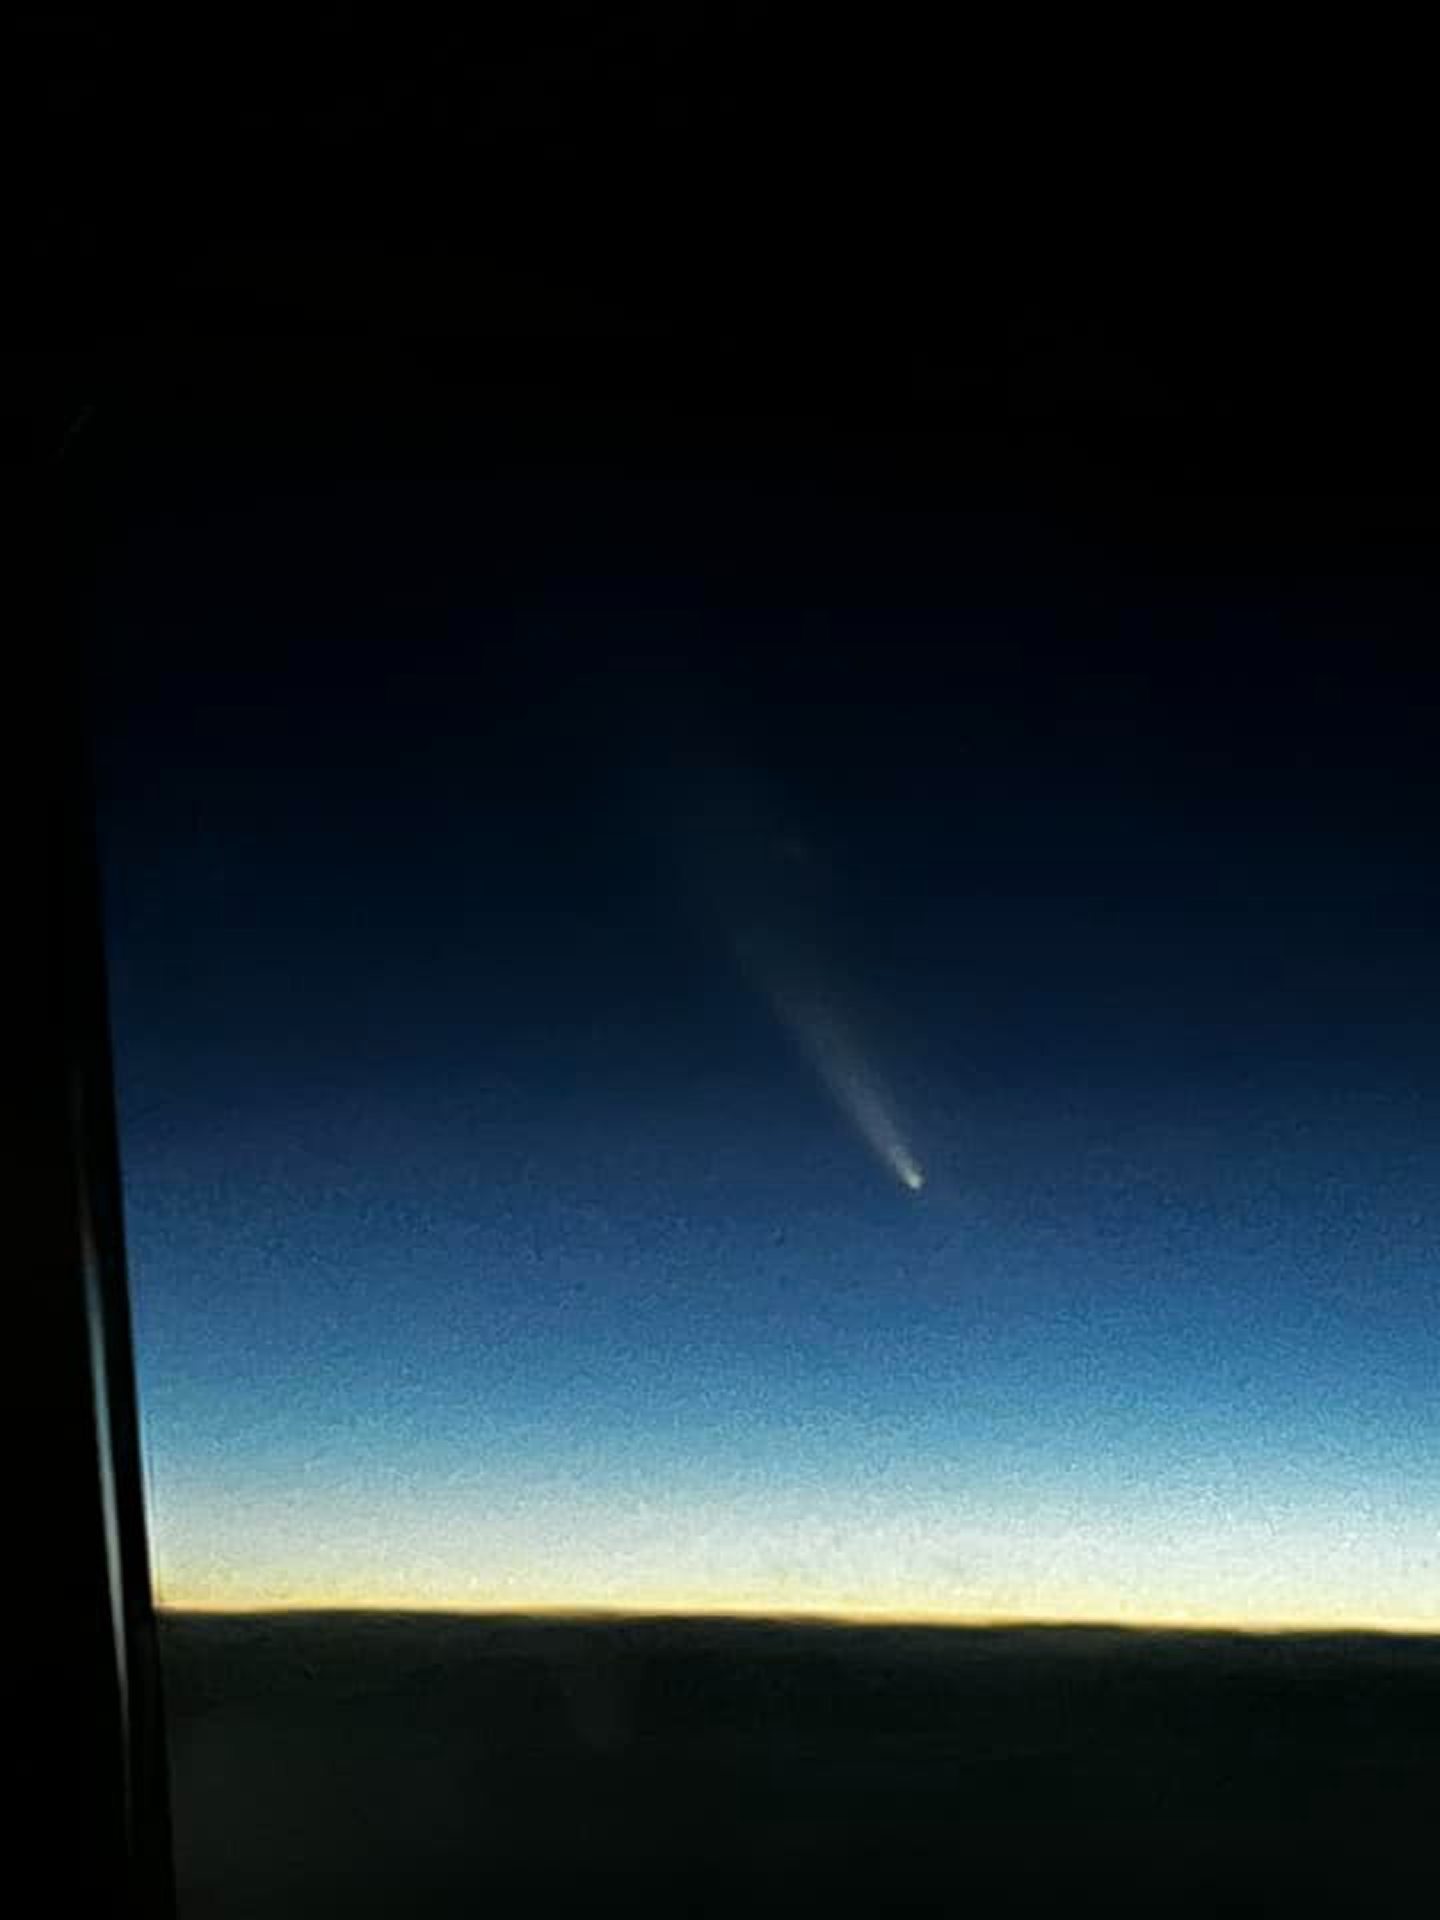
[152,1599,1440,1638]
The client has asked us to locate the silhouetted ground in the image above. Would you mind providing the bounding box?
[158,1610,1440,1916]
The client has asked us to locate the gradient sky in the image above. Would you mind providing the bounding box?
[89,410,1440,1627]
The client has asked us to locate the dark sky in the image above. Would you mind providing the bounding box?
[88,397,1440,1625]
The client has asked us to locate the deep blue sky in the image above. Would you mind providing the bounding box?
[89,413,1440,1624]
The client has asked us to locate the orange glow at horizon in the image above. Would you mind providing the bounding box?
[152,1570,1440,1636]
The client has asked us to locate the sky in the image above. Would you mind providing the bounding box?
[88,408,1440,1628]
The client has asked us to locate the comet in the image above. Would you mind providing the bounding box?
[662,760,925,1195]
[738,930,926,1196]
